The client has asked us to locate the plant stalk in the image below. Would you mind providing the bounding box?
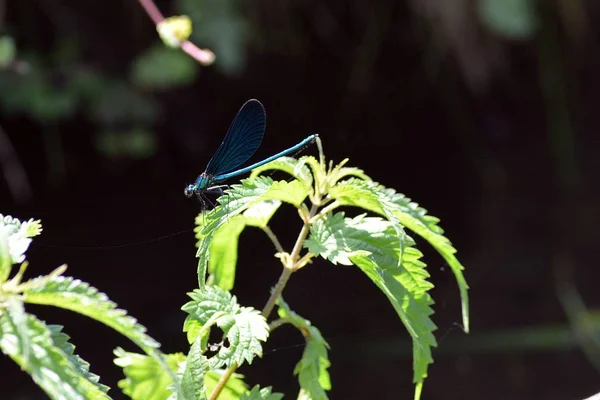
[209,204,319,399]
[262,226,285,254]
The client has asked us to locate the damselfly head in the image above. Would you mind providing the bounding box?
[184,184,195,198]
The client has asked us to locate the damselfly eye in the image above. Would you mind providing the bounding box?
[184,185,195,198]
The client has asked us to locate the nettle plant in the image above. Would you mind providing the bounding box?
[0,138,469,400]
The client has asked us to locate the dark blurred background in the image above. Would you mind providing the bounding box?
[1,0,600,399]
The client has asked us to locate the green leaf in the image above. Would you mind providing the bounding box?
[182,286,269,368]
[132,44,197,89]
[23,276,159,349]
[115,350,248,400]
[181,337,209,400]
[327,159,370,186]
[0,214,43,266]
[328,178,409,265]
[195,177,308,287]
[303,156,327,196]
[114,349,185,400]
[219,177,308,209]
[0,36,16,67]
[278,298,331,399]
[242,200,282,229]
[21,276,182,395]
[214,307,269,368]
[330,179,469,333]
[203,199,281,290]
[182,286,238,329]
[478,0,538,39]
[240,385,284,400]
[5,297,31,365]
[305,212,370,265]
[0,312,110,400]
[250,156,315,189]
[297,340,332,398]
[307,213,436,385]
[207,216,246,290]
[50,325,109,393]
[0,224,12,283]
[199,177,306,238]
[182,318,205,347]
[352,251,436,382]
[266,180,310,207]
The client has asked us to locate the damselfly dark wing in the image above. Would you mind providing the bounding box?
[204,99,266,177]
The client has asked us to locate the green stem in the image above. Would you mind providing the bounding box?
[289,204,318,260]
[311,200,340,222]
[262,226,284,254]
[293,252,314,271]
[261,267,293,318]
[208,365,237,400]
[209,204,319,399]
[268,318,289,332]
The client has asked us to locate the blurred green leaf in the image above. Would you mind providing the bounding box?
[126,128,158,158]
[95,129,157,159]
[95,131,120,158]
[132,44,197,89]
[114,349,184,400]
[90,83,159,125]
[0,36,16,67]
[0,55,77,121]
[478,0,539,39]
[71,69,111,100]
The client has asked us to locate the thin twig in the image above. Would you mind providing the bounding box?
[289,204,318,261]
[293,252,314,271]
[136,0,215,65]
[262,226,285,254]
[181,41,215,65]
[311,200,340,223]
[208,365,237,400]
[261,267,293,318]
[136,0,163,24]
[268,318,289,332]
